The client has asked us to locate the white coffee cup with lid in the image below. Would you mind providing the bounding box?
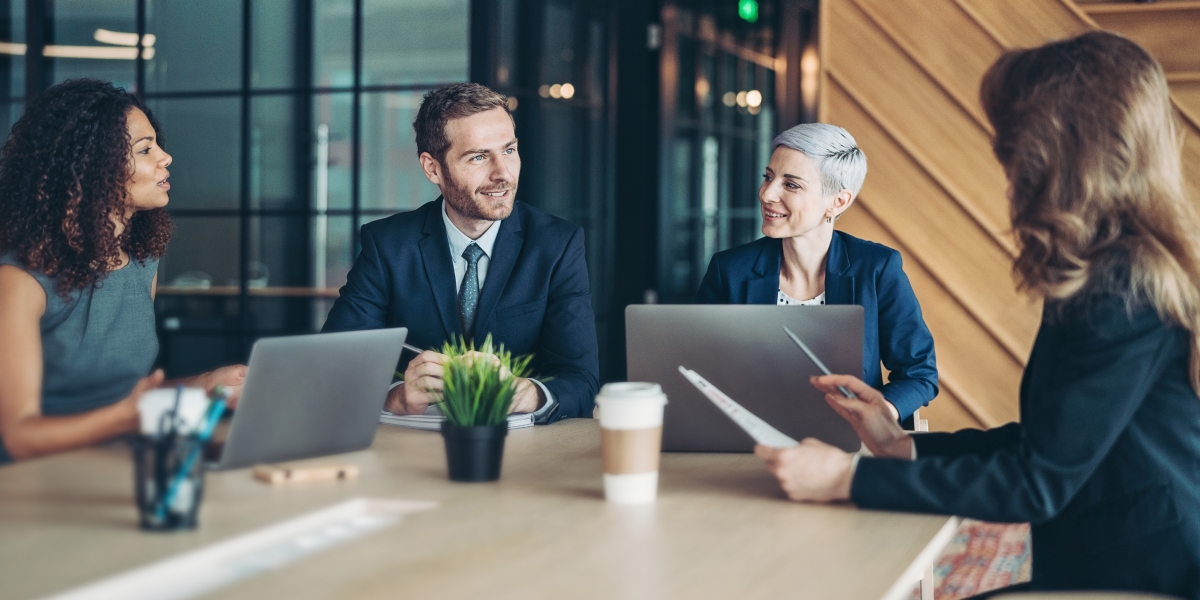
[595,382,667,504]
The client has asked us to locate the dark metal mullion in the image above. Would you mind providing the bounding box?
[350,0,363,253]
[135,0,145,96]
[238,0,253,357]
[23,0,46,102]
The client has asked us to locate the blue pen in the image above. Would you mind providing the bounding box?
[156,396,227,520]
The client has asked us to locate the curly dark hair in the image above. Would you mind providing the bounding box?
[0,79,171,296]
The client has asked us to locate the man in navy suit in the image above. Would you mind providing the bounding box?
[322,83,599,424]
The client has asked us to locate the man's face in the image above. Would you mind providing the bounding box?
[430,107,520,222]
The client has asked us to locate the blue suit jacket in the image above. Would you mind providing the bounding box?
[854,295,1200,596]
[322,199,600,422]
[693,231,938,419]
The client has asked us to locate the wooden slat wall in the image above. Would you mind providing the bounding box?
[820,0,1200,431]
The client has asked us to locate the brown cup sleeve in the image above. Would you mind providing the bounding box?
[601,426,663,475]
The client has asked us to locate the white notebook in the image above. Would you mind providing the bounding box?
[379,405,534,431]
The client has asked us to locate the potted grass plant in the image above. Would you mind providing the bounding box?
[437,335,532,482]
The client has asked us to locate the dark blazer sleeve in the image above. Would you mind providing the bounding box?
[693,255,728,304]
[852,304,1177,524]
[536,227,600,421]
[321,224,390,332]
[875,251,939,418]
[911,423,1021,458]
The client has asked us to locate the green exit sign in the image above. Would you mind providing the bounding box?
[738,0,758,23]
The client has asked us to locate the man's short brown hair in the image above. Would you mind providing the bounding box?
[413,83,511,163]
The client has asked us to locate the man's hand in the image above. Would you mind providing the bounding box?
[755,439,855,502]
[809,374,913,460]
[509,377,545,414]
[386,351,448,415]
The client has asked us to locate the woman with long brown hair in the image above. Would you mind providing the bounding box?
[755,31,1200,596]
[0,79,245,463]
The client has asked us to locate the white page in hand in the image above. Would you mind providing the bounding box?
[678,367,798,448]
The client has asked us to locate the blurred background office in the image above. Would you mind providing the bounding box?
[0,0,817,384]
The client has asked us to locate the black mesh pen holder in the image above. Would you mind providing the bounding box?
[131,435,206,531]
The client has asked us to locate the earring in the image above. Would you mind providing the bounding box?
[826,216,834,224]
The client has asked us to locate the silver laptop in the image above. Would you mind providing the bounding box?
[210,328,407,470]
[626,305,862,453]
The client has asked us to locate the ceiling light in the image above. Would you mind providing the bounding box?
[94,29,156,47]
[560,83,575,99]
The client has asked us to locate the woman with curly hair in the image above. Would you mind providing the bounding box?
[0,79,245,463]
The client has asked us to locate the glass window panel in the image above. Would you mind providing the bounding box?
[314,0,352,88]
[145,0,242,92]
[361,0,468,86]
[148,97,241,210]
[245,215,353,332]
[154,293,241,378]
[540,1,574,89]
[251,95,301,210]
[495,0,519,87]
[247,297,324,336]
[48,0,137,91]
[314,92,353,210]
[529,103,584,222]
[585,18,605,106]
[359,91,438,212]
[316,215,353,291]
[699,53,716,122]
[158,216,241,290]
[676,36,696,120]
[252,0,298,89]
[247,216,309,288]
[0,1,24,99]
[719,52,737,122]
[0,101,21,139]
[666,134,696,302]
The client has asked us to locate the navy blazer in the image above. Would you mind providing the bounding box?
[693,231,938,419]
[322,199,600,422]
[853,295,1200,597]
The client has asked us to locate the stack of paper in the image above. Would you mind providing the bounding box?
[379,405,534,431]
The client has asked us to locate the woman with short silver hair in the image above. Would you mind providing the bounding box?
[694,122,938,423]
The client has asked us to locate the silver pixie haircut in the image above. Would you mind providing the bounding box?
[771,123,867,197]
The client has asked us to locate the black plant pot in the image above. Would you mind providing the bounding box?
[441,422,508,482]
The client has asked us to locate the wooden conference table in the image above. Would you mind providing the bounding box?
[0,420,957,600]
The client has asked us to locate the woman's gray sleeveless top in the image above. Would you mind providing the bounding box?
[0,252,159,463]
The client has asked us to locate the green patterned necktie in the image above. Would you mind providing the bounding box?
[458,243,485,340]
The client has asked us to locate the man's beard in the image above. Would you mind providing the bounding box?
[442,167,517,222]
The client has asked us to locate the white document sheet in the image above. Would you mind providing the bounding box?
[678,366,798,448]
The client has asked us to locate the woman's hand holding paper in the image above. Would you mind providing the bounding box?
[810,374,912,460]
[755,439,854,502]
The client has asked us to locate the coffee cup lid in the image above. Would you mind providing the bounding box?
[597,382,664,400]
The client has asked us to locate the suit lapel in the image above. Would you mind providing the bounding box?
[471,204,524,341]
[746,238,782,304]
[418,198,462,339]
[824,232,855,305]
